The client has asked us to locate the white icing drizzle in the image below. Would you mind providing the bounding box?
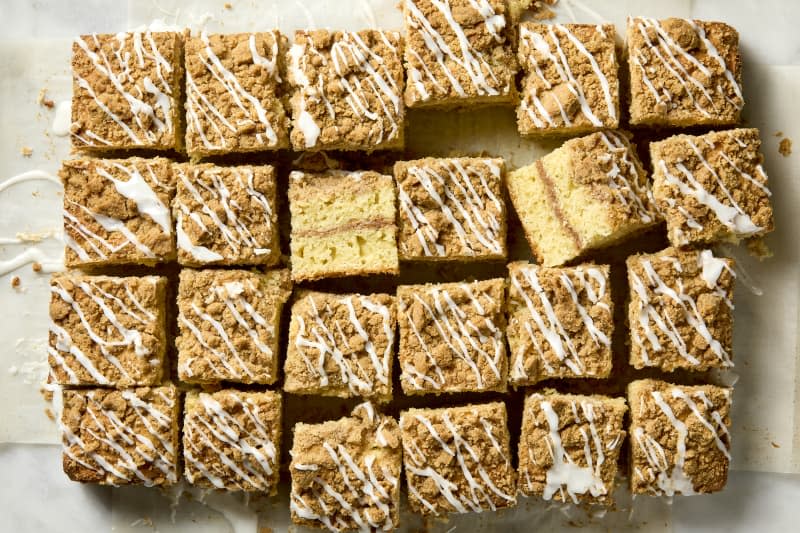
[183,392,278,491]
[397,158,503,257]
[597,131,656,223]
[0,169,61,192]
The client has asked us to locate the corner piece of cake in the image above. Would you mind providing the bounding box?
[402,0,517,108]
[517,23,619,136]
[651,128,774,247]
[176,268,292,385]
[60,157,176,268]
[49,273,167,387]
[628,379,732,496]
[286,29,405,151]
[61,384,179,486]
[290,402,402,531]
[284,290,396,401]
[183,389,282,492]
[506,130,659,267]
[401,402,516,516]
[518,392,627,505]
[185,31,290,158]
[397,278,507,394]
[288,170,399,282]
[71,30,185,151]
[173,163,280,266]
[507,261,613,385]
[626,17,743,127]
[395,157,507,261]
[627,247,735,372]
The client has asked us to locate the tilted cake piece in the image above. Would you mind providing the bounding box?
[176,268,291,384]
[61,384,179,486]
[651,128,774,247]
[506,130,659,267]
[628,379,732,495]
[401,402,516,516]
[286,29,404,151]
[627,247,735,372]
[518,392,627,505]
[507,262,613,385]
[395,157,507,261]
[626,17,743,127]
[183,390,282,492]
[290,403,402,531]
[402,0,517,108]
[185,31,289,157]
[173,163,280,266]
[49,273,167,387]
[517,23,619,136]
[284,290,396,401]
[288,170,399,282]
[397,278,507,394]
[60,157,176,268]
[71,31,185,151]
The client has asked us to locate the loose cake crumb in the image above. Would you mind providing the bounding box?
[510,0,558,21]
[37,88,55,108]
[774,131,783,137]
[32,262,42,273]
[20,146,33,157]
[10,276,21,288]
[771,441,781,448]
[45,408,55,422]
[778,137,792,156]
[223,2,232,8]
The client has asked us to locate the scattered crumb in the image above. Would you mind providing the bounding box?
[510,0,557,21]
[258,528,274,533]
[41,386,54,403]
[11,276,21,289]
[37,88,54,109]
[32,262,42,273]
[20,146,33,157]
[774,131,783,137]
[771,441,781,448]
[746,237,773,259]
[778,137,792,157]
[224,2,232,8]
[45,408,55,422]
[32,190,40,198]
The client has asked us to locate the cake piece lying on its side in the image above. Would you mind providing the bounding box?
[628,379,732,496]
[283,291,396,401]
[176,268,291,385]
[286,29,405,151]
[626,17,743,127]
[518,392,627,505]
[288,170,399,282]
[60,157,176,268]
[61,384,180,486]
[173,163,280,266]
[627,247,735,372]
[517,23,619,136]
[49,273,167,387]
[507,261,613,385]
[71,30,185,151]
[651,128,774,247]
[185,31,289,158]
[506,130,659,266]
[395,157,507,261]
[402,0,517,108]
[183,389,282,492]
[397,278,507,394]
[290,403,402,531]
[401,402,516,516]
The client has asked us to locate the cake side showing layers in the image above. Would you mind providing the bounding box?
[517,23,619,136]
[173,163,280,266]
[49,273,167,387]
[185,31,290,157]
[183,390,282,492]
[71,31,185,151]
[402,0,517,108]
[507,262,613,385]
[506,130,659,266]
[627,247,735,372]
[286,29,405,151]
[651,128,774,247]
[61,384,180,486]
[626,17,743,127]
[628,379,732,496]
[284,291,396,401]
[60,157,176,268]
[518,392,627,505]
[176,268,291,384]
[290,403,402,531]
[395,157,507,261]
[289,170,399,282]
[397,278,508,394]
[401,402,517,515]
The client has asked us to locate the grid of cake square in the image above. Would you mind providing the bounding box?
[52,1,777,529]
